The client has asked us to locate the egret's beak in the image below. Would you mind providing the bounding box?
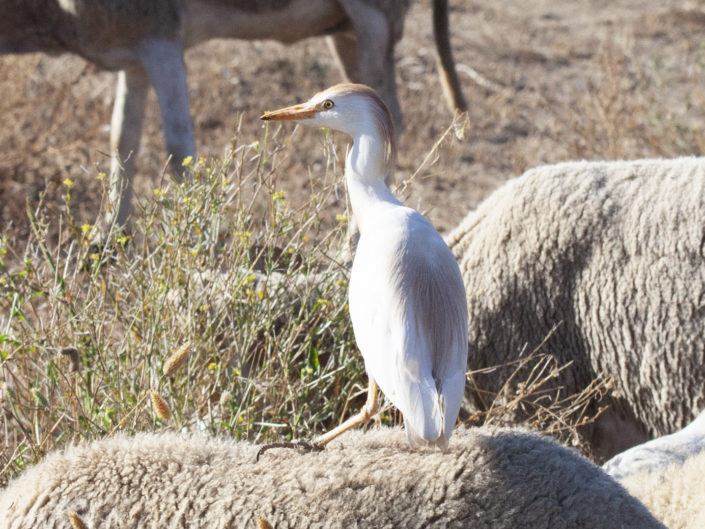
[260,103,317,122]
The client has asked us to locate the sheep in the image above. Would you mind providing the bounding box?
[0,0,466,238]
[603,409,705,480]
[602,410,705,528]
[616,451,705,529]
[0,426,664,528]
[444,156,705,460]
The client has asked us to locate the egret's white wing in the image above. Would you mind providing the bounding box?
[350,205,468,446]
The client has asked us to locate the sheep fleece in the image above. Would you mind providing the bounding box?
[0,427,663,528]
[446,157,705,441]
[619,451,705,529]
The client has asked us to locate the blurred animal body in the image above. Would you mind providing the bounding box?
[0,0,466,235]
[446,157,705,460]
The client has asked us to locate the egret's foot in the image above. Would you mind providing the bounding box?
[255,440,323,461]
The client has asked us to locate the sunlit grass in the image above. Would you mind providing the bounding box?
[0,124,364,485]
[3,31,702,484]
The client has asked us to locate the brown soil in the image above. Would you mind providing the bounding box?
[1,0,704,240]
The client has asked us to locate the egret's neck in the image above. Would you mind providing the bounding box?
[345,132,400,233]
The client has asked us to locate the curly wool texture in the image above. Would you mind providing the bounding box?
[618,451,705,529]
[446,157,705,457]
[0,426,663,529]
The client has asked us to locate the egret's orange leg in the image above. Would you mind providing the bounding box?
[314,379,379,447]
[256,380,379,460]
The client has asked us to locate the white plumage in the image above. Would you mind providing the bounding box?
[262,83,468,447]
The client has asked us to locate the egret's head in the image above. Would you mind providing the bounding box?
[261,84,397,176]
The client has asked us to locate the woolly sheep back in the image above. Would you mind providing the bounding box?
[618,451,705,529]
[446,157,705,458]
[0,426,663,528]
[604,410,705,480]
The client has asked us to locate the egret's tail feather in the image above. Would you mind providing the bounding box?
[398,378,444,441]
[404,416,449,450]
[440,371,466,442]
[400,382,448,448]
[401,372,468,450]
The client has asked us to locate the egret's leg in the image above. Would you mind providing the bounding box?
[313,379,379,447]
[256,380,379,460]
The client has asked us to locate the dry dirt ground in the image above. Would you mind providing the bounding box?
[1,0,704,241]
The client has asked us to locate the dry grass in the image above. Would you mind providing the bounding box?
[0,125,364,486]
[464,326,615,459]
[0,111,610,488]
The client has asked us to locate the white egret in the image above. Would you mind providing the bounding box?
[261,84,468,448]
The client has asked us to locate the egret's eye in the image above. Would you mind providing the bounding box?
[322,99,335,110]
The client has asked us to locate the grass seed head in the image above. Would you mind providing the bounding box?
[219,390,232,408]
[257,517,274,529]
[150,390,171,421]
[67,511,88,529]
[163,342,192,377]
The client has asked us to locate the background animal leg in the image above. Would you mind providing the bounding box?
[138,38,196,181]
[335,1,403,132]
[432,0,467,112]
[327,32,360,83]
[314,379,379,447]
[100,67,148,237]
